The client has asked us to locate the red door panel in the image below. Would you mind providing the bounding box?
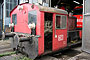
[53,14,67,51]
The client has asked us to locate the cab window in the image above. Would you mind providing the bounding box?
[56,15,67,29]
[28,10,37,24]
[12,14,17,25]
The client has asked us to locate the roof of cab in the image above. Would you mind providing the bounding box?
[38,6,68,14]
[10,3,68,16]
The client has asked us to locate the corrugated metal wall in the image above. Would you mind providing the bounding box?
[82,0,90,53]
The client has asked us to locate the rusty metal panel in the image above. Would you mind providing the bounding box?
[68,17,77,31]
[82,0,90,53]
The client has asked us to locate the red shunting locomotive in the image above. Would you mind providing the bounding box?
[7,3,82,59]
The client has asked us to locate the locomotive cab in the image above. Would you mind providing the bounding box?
[9,3,81,59]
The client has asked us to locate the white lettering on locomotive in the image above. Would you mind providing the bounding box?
[58,35,64,41]
[77,19,83,22]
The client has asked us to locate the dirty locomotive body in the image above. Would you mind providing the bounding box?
[7,3,81,59]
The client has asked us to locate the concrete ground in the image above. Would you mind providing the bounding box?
[1,52,90,60]
[0,40,13,54]
[68,52,90,60]
[0,54,23,60]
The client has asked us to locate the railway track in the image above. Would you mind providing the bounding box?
[0,40,88,60]
[35,49,81,60]
[0,49,82,60]
[0,40,83,60]
[0,46,89,60]
[0,40,13,54]
[35,44,82,60]
[0,40,85,60]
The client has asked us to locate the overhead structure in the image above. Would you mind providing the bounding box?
[19,0,51,7]
[18,0,83,11]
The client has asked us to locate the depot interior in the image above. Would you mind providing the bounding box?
[0,0,83,51]
[0,0,83,16]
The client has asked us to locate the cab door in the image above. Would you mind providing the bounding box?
[53,14,67,51]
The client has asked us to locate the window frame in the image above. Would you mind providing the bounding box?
[6,0,18,17]
[55,14,67,29]
[28,10,37,24]
[12,14,17,25]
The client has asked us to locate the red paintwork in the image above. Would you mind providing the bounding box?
[73,6,83,40]
[52,14,67,51]
[73,15,82,39]
[11,4,44,55]
[73,6,83,28]
[74,6,83,9]
[38,12,44,55]
[60,6,65,10]
[10,3,27,16]
[79,30,82,39]
[10,3,68,56]
[73,15,83,28]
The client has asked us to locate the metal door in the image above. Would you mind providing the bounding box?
[82,0,90,53]
[52,14,67,51]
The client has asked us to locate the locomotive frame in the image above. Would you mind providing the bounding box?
[5,3,82,59]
